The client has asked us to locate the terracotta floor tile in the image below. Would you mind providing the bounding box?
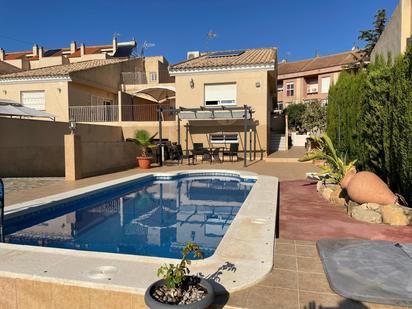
[259,269,298,289]
[295,245,318,257]
[246,286,299,309]
[131,293,148,309]
[276,239,295,244]
[51,284,90,309]
[295,240,316,246]
[0,277,16,309]
[89,289,132,309]
[297,256,324,274]
[299,291,365,309]
[226,290,249,308]
[15,278,53,309]
[274,254,297,271]
[298,272,334,294]
[275,243,296,255]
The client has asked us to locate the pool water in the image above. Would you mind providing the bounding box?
[5,174,254,259]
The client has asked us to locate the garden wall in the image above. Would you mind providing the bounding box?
[0,118,137,177]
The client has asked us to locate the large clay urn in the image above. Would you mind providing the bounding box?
[346,171,397,205]
[340,167,357,190]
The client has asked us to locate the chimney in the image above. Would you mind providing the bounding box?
[0,48,5,61]
[38,46,44,59]
[70,41,77,54]
[32,44,39,57]
[112,37,118,53]
[80,43,85,57]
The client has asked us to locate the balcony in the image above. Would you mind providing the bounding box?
[69,103,175,123]
[306,85,319,94]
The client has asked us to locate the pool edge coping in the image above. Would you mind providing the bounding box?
[0,169,278,295]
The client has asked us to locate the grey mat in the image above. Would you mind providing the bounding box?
[317,239,412,307]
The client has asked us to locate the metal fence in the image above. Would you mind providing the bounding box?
[69,105,119,122]
[69,103,175,122]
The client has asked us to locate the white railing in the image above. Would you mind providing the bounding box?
[69,105,119,122]
[69,103,176,122]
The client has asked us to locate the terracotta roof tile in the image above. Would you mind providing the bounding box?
[170,48,276,71]
[4,51,31,60]
[278,51,363,75]
[0,59,126,80]
[0,62,21,75]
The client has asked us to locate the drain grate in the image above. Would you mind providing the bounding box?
[86,266,118,280]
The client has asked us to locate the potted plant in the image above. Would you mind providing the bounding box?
[144,242,215,308]
[134,130,157,169]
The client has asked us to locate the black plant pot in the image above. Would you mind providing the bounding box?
[144,277,215,309]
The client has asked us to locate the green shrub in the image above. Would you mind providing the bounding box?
[327,47,412,203]
[285,103,306,130]
[301,100,327,134]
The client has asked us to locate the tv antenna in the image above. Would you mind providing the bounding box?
[206,30,218,51]
[139,41,156,58]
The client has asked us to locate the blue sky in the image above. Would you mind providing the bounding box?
[1,0,398,64]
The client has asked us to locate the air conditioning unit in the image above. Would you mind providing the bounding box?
[187,51,200,60]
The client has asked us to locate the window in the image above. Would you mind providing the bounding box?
[321,76,331,93]
[21,91,45,110]
[150,72,157,82]
[210,133,238,144]
[276,102,284,110]
[204,83,236,106]
[277,82,284,92]
[286,82,294,96]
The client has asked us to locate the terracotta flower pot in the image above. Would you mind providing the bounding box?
[340,167,357,190]
[346,171,397,205]
[137,157,152,169]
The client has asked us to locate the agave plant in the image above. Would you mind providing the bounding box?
[134,130,157,158]
[299,133,357,183]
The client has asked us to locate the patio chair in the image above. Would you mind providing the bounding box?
[176,144,194,165]
[192,143,205,162]
[223,143,239,162]
[211,148,221,164]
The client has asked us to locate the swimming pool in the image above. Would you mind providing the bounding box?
[5,172,254,259]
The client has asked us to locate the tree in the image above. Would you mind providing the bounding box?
[301,100,327,135]
[358,9,386,58]
[284,103,306,130]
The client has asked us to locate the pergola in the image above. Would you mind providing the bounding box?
[156,105,255,167]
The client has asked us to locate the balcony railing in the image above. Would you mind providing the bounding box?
[69,105,119,122]
[69,103,175,122]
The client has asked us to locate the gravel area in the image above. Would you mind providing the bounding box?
[2,178,64,194]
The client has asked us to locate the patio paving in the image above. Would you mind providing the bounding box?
[2,163,412,308]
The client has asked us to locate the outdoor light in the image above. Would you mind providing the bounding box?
[57,87,62,93]
[189,78,195,89]
[255,82,261,88]
[69,118,77,134]
[2,90,6,95]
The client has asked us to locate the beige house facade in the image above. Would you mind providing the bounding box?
[371,0,412,62]
[0,59,143,122]
[169,48,278,154]
[277,51,362,109]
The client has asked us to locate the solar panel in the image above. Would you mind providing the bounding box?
[113,46,134,57]
[43,49,61,57]
[207,50,245,58]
